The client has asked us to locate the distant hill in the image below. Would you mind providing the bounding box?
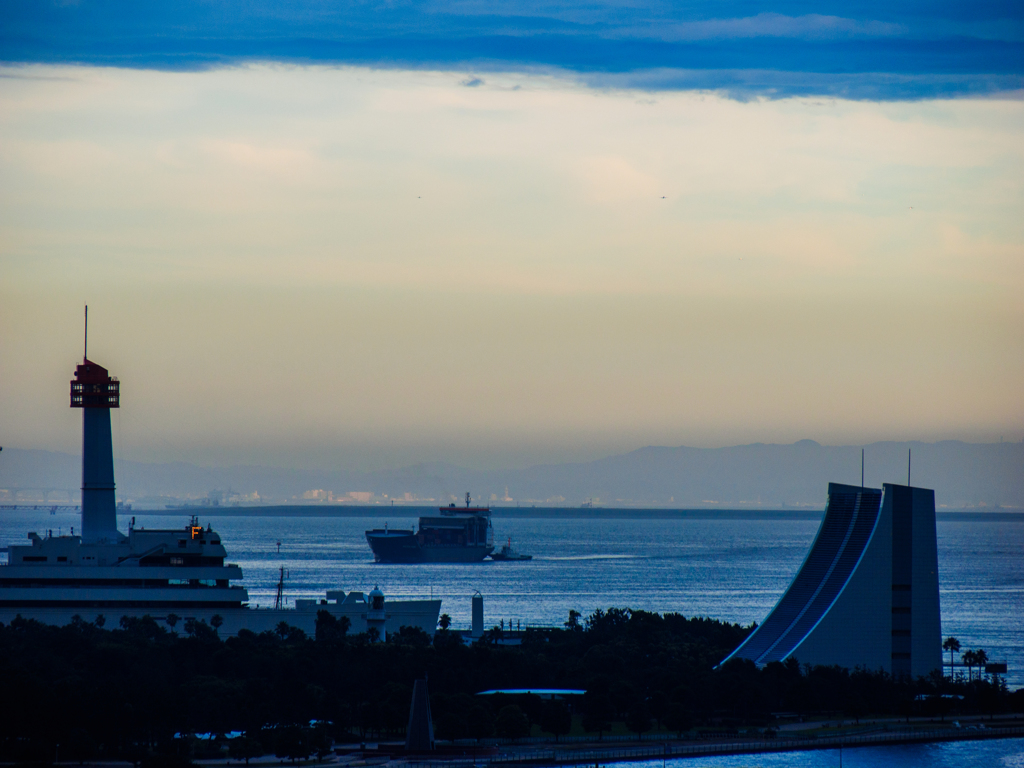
[1,440,1021,510]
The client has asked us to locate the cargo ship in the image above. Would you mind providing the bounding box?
[365,495,494,563]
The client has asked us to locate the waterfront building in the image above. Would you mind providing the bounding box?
[724,481,941,677]
[0,334,440,638]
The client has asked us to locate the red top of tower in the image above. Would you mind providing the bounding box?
[71,358,119,408]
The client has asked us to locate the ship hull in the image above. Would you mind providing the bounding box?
[365,531,494,563]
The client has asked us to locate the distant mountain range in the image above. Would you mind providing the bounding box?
[1,440,1022,510]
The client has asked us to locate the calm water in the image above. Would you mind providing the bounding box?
[619,736,1024,766]
[3,510,1022,688]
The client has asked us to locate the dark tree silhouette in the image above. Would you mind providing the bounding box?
[228,735,263,764]
[625,701,652,740]
[582,694,614,741]
[663,703,692,738]
[943,636,961,677]
[494,705,530,741]
[539,700,572,742]
[315,610,351,642]
[0,605,1013,763]
[466,705,494,741]
[963,650,977,682]
[435,711,468,741]
[274,725,311,763]
[976,649,989,679]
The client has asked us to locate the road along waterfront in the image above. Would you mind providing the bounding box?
[400,725,1024,766]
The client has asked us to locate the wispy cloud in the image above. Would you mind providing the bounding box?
[615,13,906,42]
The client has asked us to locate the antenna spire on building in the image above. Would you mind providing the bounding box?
[84,304,88,360]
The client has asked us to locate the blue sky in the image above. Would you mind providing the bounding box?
[3,0,1023,98]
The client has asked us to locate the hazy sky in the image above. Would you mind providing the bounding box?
[1,2,1022,472]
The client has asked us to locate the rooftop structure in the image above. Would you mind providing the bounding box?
[476,689,586,699]
[723,481,941,677]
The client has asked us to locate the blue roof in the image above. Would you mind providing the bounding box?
[477,688,585,696]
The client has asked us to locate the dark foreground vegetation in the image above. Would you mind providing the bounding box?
[1,609,1021,764]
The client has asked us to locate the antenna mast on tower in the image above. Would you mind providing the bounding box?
[84,305,88,359]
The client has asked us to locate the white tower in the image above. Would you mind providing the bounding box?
[71,314,122,544]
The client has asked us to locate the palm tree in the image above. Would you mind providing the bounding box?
[942,637,961,678]
[962,650,977,682]
[975,648,989,679]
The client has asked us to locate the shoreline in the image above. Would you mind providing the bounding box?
[394,724,1024,766]
[6,504,1022,521]
[54,724,1024,767]
[120,506,1024,522]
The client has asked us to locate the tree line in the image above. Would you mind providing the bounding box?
[0,608,1020,765]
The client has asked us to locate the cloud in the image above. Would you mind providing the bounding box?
[1,65,1022,466]
[1,0,1022,99]
[618,13,907,42]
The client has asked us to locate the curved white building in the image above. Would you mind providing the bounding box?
[724,481,941,677]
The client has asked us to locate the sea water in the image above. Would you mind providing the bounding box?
[2,510,1021,689]
[619,736,1024,766]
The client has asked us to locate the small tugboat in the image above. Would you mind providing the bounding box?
[489,537,532,562]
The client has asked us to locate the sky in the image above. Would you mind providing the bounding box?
[1,1,1022,473]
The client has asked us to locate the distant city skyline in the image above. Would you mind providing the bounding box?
[3,440,1022,511]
